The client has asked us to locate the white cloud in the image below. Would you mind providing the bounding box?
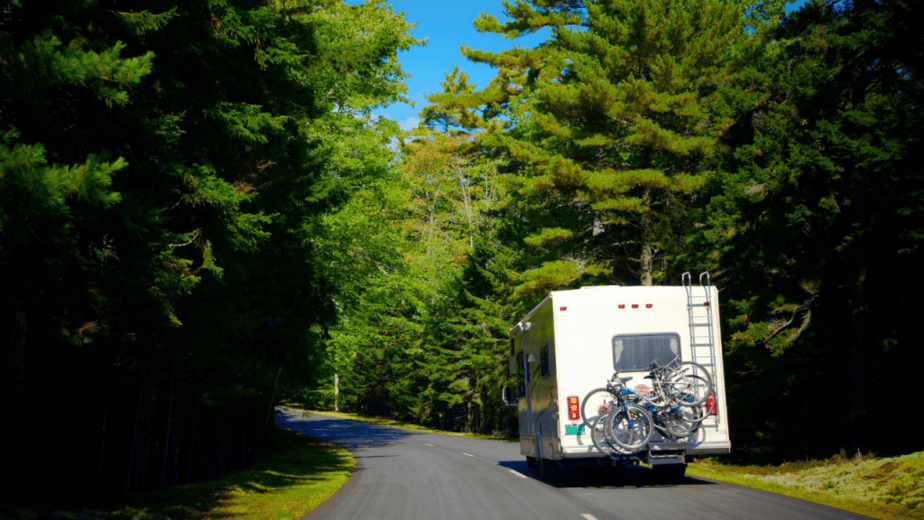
[399,116,421,131]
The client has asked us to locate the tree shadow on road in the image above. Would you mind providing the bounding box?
[276,409,424,451]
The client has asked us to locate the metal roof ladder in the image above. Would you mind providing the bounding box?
[682,271,720,426]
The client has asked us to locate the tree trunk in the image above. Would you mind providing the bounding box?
[848,266,867,455]
[265,366,283,426]
[124,384,144,497]
[160,365,175,488]
[454,162,475,250]
[140,385,156,491]
[97,397,108,500]
[209,428,217,480]
[639,187,654,286]
[8,300,27,401]
[425,186,444,256]
[219,420,227,477]
[186,403,197,484]
[241,431,247,469]
[171,417,180,486]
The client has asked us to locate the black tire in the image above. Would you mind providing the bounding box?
[606,403,653,451]
[581,387,616,429]
[653,463,687,484]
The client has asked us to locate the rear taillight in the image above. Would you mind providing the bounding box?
[707,394,716,416]
[567,396,580,420]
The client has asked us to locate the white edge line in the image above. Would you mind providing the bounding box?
[462,452,474,457]
[424,443,434,446]
[509,469,527,479]
[582,515,598,520]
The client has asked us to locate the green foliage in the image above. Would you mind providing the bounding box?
[705,0,923,354]
[5,0,924,501]
[699,0,924,459]
[464,0,759,287]
[324,67,525,432]
[0,0,420,500]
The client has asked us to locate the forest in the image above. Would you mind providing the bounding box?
[1,0,921,502]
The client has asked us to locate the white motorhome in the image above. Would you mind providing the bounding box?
[504,273,731,479]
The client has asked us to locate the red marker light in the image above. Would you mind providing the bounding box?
[631,304,639,309]
[646,304,653,308]
[704,301,710,306]
[560,306,567,311]
[707,394,717,415]
[618,304,625,309]
[567,396,580,420]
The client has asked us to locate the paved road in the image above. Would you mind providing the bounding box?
[277,409,868,520]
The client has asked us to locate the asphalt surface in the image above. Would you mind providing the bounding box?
[277,409,869,520]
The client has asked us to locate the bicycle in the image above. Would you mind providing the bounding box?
[655,358,713,408]
[609,370,705,439]
[581,373,654,452]
[581,361,713,446]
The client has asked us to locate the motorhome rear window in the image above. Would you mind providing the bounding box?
[612,333,680,372]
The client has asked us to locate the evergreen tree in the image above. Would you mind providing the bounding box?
[464,0,758,288]
[702,0,924,459]
[0,0,419,499]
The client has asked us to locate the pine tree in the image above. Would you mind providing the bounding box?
[464,0,757,288]
[701,0,924,459]
[0,0,420,498]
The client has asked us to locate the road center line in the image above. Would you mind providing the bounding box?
[509,469,527,479]
[581,515,598,520]
[462,452,474,457]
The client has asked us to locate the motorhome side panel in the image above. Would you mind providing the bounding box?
[517,298,558,460]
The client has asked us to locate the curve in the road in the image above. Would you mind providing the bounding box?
[276,409,870,520]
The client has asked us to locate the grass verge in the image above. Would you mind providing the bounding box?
[114,427,353,520]
[688,451,924,520]
[0,427,353,520]
[280,405,518,443]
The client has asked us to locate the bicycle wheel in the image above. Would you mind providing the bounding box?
[606,404,653,451]
[590,411,620,456]
[581,388,616,429]
[657,402,705,438]
[663,363,713,407]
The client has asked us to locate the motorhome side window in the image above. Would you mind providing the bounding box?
[515,343,526,398]
[540,343,551,377]
[612,333,681,371]
[508,338,516,376]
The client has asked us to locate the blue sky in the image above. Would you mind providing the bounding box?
[359,0,810,131]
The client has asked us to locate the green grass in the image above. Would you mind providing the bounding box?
[112,427,353,520]
[688,451,924,520]
[281,405,519,442]
[0,427,354,520]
